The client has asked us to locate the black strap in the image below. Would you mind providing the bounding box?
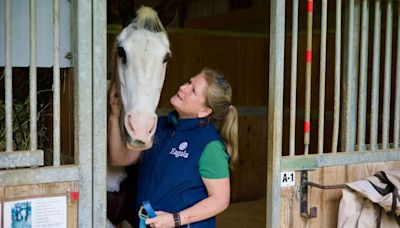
[376,206,382,228]
[368,171,400,225]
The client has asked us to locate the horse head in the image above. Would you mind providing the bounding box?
[114,0,178,150]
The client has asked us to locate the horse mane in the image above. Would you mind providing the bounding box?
[135,6,166,33]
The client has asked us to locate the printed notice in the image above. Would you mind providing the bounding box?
[3,196,67,228]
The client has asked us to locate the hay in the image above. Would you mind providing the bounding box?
[0,72,50,151]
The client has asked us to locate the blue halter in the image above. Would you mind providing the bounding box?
[138,201,156,228]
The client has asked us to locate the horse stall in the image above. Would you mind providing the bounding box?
[0,0,107,227]
[272,0,400,227]
[154,0,400,227]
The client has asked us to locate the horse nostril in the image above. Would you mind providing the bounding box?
[149,119,157,134]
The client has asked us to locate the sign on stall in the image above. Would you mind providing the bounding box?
[3,195,67,228]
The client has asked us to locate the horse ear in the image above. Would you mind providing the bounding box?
[119,0,136,28]
[154,0,180,27]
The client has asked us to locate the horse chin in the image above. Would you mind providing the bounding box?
[126,140,153,151]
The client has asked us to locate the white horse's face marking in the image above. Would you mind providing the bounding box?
[116,24,170,150]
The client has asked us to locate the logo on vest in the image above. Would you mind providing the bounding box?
[170,142,189,158]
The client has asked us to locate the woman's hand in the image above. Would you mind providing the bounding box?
[145,211,175,228]
[109,84,121,118]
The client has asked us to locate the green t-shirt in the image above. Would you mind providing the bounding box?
[198,140,230,179]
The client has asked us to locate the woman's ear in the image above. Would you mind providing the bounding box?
[197,107,212,118]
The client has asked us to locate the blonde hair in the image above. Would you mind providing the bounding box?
[202,68,239,168]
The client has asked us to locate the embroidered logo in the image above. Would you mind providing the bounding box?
[179,142,188,150]
[170,141,189,158]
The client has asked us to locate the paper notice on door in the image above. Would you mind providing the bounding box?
[3,195,67,228]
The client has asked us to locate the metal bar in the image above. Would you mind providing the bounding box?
[53,0,61,166]
[370,0,381,149]
[29,0,38,151]
[289,0,299,156]
[92,0,107,226]
[341,0,357,152]
[304,0,313,155]
[0,165,79,187]
[266,0,285,227]
[318,0,328,154]
[300,171,317,218]
[332,0,342,153]
[357,0,369,151]
[0,150,43,168]
[74,0,93,226]
[394,3,400,149]
[281,150,400,171]
[382,0,393,149]
[306,181,348,190]
[5,0,13,152]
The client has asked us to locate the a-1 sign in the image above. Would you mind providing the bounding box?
[281,171,295,187]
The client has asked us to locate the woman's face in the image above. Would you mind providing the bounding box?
[170,73,211,119]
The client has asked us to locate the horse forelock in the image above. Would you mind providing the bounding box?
[134,6,166,33]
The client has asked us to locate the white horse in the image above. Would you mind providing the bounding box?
[107,0,178,227]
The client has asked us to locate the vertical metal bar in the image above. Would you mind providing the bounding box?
[266,0,285,227]
[357,0,369,151]
[92,0,107,226]
[318,0,328,154]
[332,0,342,153]
[370,0,381,150]
[29,0,38,151]
[304,0,313,155]
[341,0,357,152]
[394,3,400,148]
[74,0,93,226]
[53,0,60,166]
[289,0,299,156]
[382,0,393,149]
[5,0,13,152]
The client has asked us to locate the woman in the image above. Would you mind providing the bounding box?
[108,67,238,227]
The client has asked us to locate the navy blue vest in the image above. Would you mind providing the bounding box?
[136,112,221,227]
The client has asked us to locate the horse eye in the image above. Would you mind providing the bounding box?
[163,53,171,63]
[117,46,127,64]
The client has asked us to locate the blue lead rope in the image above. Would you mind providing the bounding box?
[139,201,156,228]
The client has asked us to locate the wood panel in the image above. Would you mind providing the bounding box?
[0,181,78,228]
[60,69,75,164]
[160,30,269,107]
[231,115,268,201]
[280,161,400,228]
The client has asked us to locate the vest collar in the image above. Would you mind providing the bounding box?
[168,111,209,130]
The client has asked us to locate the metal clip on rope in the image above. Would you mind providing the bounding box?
[138,201,157,228]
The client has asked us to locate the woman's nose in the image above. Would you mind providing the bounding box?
[180,83,188,91]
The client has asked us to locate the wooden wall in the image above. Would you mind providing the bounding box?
[280,161,400,228]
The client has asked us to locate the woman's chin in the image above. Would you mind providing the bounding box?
[170,95,179,106]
